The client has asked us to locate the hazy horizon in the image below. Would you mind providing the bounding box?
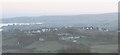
[2,12,117,19]
[1,0,118,18]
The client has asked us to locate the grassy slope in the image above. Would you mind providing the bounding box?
[24,41,70,52]
[76,39,118,53]
[3,38,118,53]
[91,44,118,53]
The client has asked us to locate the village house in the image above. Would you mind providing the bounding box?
[41,28,50,32]
[97,28,109,32]
[17,42,20,45]
[80,26,109,32]
[59,36,79,42]
[58,35,85,42]
[59,37,70,41]
[39,38,45,41]
[72,40,77,42]
[36,30,41,33]
[53,28,58,31]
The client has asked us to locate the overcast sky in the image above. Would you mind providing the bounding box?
[1,0,119,18]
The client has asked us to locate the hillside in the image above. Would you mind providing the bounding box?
[2,13,118,30]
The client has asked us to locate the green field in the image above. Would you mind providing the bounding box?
[24,41,70,52]
[91,44,118,53]
[76,39,118,53]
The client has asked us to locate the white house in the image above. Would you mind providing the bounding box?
[17,42,20,45]
[68,36,74,39]
[53,28,58,31]
[39,38,45,41]
[74,36,80,39]
[41,29,50,32]
[59,37,70,40]
[72,40,77,42]
[36,30,41,33]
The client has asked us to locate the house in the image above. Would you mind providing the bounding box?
[24,31,31,34]
[41,29,50,32]
[74,36,80,39]
[68,36,74,39]
[98,28,109,32]
[72,40,77,42]
[36,30,41,33]
[54,28,58,31]
[59,36,79,43]
[17,42,20,45]
[102,28,109,32]
[98,28,102,31]
[84,26,94,30]
[39,38,45,41]
[59,36,81,41]
[59,37,70,41]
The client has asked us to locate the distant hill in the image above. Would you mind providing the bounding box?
[2,13,118,30]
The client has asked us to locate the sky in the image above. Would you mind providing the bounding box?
[0,0,119,18]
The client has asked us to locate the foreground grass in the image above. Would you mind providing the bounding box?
[91,44,118,53]
[24,41,70,52]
